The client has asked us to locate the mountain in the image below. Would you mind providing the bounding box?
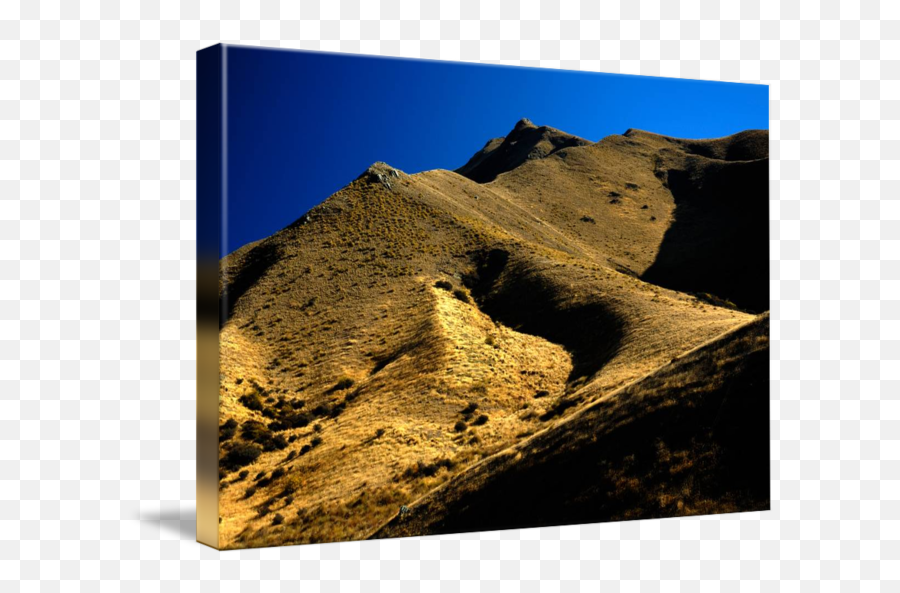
[216,120,769,549]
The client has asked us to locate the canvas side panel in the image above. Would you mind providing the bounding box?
[195,43,224,550]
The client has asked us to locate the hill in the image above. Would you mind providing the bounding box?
[372,314,769,539]
[214,121,769,548]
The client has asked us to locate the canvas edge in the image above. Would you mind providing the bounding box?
[196,43,225,550]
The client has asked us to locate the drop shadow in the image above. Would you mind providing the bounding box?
[137,506,197,541]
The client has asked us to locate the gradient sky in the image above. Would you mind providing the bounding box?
[220,45,768,256]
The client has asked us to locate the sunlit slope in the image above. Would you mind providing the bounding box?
[214,122,768,548]
[373,314,769,539]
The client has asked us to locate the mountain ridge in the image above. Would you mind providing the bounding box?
[214,120,769,548]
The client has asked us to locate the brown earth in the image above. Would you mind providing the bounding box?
[215,120,769,549]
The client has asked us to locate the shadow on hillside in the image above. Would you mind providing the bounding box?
[219,241,280,328]
[641,158,769,312]
[464,249,625,384]
[373,317,770,539]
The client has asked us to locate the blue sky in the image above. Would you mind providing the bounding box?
[219,45,768,256]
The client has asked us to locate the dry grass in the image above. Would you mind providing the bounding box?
[214,125,768,549]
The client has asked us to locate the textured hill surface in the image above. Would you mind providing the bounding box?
[373,314,770,539]
[215,121,769,548]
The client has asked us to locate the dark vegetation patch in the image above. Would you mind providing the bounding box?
[221,443,262,471]
[580,215,596,223]
[463,249,624,384]
[434,279,453,291]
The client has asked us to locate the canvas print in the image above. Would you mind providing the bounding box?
[197,44,769,550]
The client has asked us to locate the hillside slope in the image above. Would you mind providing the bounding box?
[215,122,769,549]
[373,314,770,539]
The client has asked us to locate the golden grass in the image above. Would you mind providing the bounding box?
[213,129,767,548]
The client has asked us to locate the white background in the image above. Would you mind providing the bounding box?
[2,0,899,590]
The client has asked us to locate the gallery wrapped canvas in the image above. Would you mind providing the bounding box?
[197,44,769,550]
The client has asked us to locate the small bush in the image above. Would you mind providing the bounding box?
[434,279,453,291]
[333,377,355,391]
[641,204,649,209]
[291,400,306,410]
[300,444,312,455]
[454,420,467,432]
[254,471,266,481]
[244,486,257,499]
[452,289,471,303]
[534,390,550,399]
[375,428,386,439]
[472,414,489,426]
[235,378,244,385]
[272,513,284,525]
[461,402,478,415]
[219,425,236,441]
[285,450,297,461]
[311,436,323,448]
[313,423,322,433]
[269,434,289,451]
[242,421,271,443]
[240,393,263,411]
[222,418,238,430]
[221,443,262,471]
[625,182,640,190]
[238,470,249,480]
[271,467,285,480]
[581,215,596,223]
[284,496,294,506]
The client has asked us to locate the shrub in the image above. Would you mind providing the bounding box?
[219,425,236,441]
[472,414,489,426]
[534,390,550,399]
[291,400,306,409]
[311,436,323,448]
[581,215,596,223]
[222,418,238,430]
[285,450,297,462]
[271,467,285,480]
[284,496,293,506]
[625,182,640,190]
[375,428,386,439]
[254,471,266,481]
[238,470,249,480]
[235,378,244,385]
[312,403,332,417]
[288,435,298,443]
[452,289,471,303]
[454,420,467,432]
[300,444,312,455]
[239,393,263,411]
[333,377,355,391]
[313,423,322,433]
[434,279,453,291]
[272,513,284,525]
[461,402,478,415]
[221,443,262,471]
[269,434,289,451]
[242,421,271,443]
[244,486,257,499]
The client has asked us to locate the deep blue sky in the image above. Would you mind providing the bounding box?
[220,45,768,256]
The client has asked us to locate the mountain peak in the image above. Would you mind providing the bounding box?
[456,119,591,183]
[513,117,536,131]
